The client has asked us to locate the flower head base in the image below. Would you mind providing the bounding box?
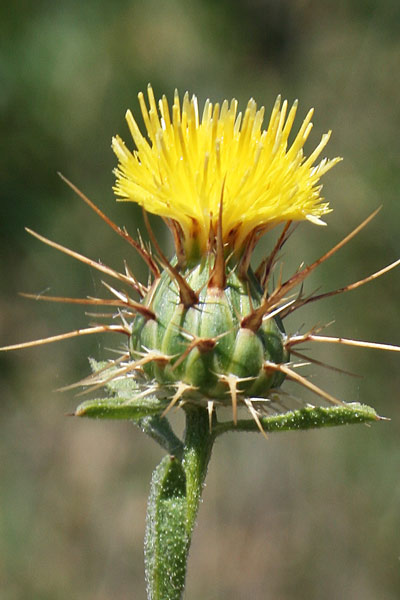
[112,85,341,260]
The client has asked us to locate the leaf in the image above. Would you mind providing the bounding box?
[74,394,168,420]
[214,402,383,436]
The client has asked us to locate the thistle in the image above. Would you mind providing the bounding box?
[3,85,399,600]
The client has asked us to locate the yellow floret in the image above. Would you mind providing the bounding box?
[112,85,341,256]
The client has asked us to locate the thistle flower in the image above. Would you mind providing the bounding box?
[2,86,399,430]
[112,86,340,260]
[3,85,399,600]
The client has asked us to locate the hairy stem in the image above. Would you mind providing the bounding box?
[182,406,216,538]
[144,406,215,600]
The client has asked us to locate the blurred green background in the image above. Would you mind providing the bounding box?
[1,1,399,598]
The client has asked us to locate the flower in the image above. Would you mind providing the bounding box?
[112,84,341,259]
[2,85,398,433]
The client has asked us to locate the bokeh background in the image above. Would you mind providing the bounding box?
[1,1,400,598]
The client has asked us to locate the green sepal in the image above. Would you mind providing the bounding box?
[214,402,382,436]
[145,455,188,600]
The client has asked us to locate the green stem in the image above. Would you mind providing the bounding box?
[139,415,184,460]
[182,406,215,538]
[144,406,215,600]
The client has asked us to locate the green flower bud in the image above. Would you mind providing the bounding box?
[130,256,289,408]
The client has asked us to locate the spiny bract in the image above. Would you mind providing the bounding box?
[130,257,288,409]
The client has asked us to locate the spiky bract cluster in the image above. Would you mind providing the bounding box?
[131,256,288,419]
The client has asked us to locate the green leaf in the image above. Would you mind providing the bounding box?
[88,358,141,396]
[73,358,169,420]
[214,402,383,436]
[74,394,168,420]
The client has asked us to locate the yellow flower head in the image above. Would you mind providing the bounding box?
[112,85,341,258]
